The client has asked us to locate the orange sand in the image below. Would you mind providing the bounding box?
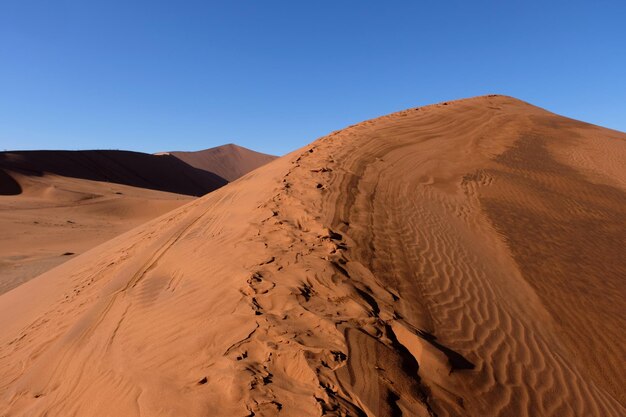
[0,96,624,416]
[164,143,278,182]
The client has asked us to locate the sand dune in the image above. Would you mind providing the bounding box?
[0,150,227,197]
[0,149,229,293]
[163,143,278,182]
[0,96,624,417]
[0,171,193,295]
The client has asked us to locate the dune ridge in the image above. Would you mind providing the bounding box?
[0,95,624,416]
[0,150,227,197]
[164,143,278,182]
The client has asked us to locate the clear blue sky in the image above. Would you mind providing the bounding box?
[1,1,624,155]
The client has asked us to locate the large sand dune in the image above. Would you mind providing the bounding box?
[0,150,227,197]
[163,143,278,182]
[0,96,624,416]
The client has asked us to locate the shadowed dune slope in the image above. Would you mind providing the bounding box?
[164,143,278,182]
[0,96,624,417]
[0,169,21,195]
[0,150,227,196]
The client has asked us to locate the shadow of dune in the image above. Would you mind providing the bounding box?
[0,169,22,195]
[415,329,476,372]
[0,150,228,196]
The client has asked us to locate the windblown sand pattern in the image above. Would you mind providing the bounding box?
[0,96,624,416]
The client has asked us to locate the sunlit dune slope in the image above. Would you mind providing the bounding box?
[164,143,278,182]
[1,95,624,417]
[0,171,193,294]
[0,149,226,292]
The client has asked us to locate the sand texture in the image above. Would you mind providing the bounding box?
[0,96,624,416]
[0,170,193,295]
[164,143,278,182]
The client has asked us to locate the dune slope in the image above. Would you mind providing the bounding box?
[165,143,278,182]
[0,171,193,295]
[0,96,624,417]
[0,150,227,197]
[0,149,226,292]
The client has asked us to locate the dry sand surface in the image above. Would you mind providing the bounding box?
[0,171,193,294]
[0,145,276,297]
[164,143,278,182]
[0,96,624,416]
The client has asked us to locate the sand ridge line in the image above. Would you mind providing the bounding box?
[1,96,624,417]
[227,143,442,416]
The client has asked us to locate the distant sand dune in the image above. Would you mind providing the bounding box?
[0,149,228,196]
[0,96,624,416]
[164,143,278,182]
[0,145,277,294]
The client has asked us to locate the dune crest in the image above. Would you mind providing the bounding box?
[0,150,227,196]
[164,143,278,182]
[0,95,624,416]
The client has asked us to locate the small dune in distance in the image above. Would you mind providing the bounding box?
[0,95,624,417]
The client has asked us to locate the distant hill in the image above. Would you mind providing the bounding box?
[0,150,227,196]
[162,143,277,182]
